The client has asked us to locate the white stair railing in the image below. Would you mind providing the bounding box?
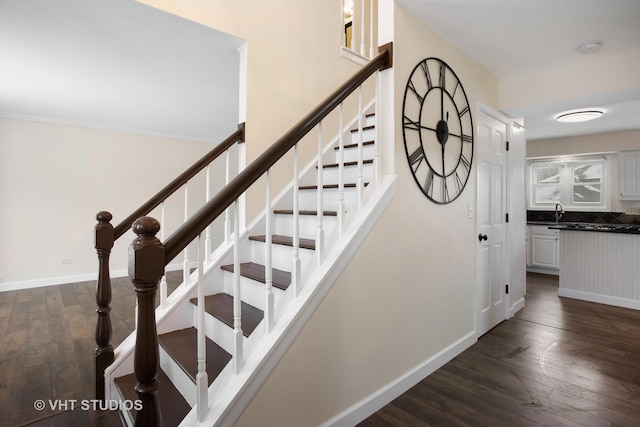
[338,103,346,237]
[196,232,208,421]
[265,169,275,332]
[232,198,243,374]
[316,122,325,264]
[292,144,301,297]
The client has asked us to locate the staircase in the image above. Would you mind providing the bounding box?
[105,112,396,426]
[94,44,393,426]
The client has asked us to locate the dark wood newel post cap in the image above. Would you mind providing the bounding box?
[96,211,113,223]
[132,216,161,236]
[129,217,164,285]
[95,211,114,249]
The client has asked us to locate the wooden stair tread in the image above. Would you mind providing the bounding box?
[189,293,263,336]
[322,159,373,168]
[273,209,337,217]
[114,369,191,427]
[159,327,232,386]
[220,262,291,290]
[350,124,375,133]
[334,140,374,150]
[299,183,368,190]
[249,234,315,250]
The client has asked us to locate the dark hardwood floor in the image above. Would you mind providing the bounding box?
[360,273,640,426]
[3,273,640,426]
[0,272,183,427]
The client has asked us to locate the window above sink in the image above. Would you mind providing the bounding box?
[527,155,610,211]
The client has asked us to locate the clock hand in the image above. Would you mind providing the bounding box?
[441,143,446,177]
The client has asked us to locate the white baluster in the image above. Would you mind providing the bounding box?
[357,86,364,211]
[183,183,190,284]
[233,199,243,373]
[338,103,345,237]
[374,70,380,189]
[159,201,168,308]
[350,1,356,52]
[238,143,247,233]
[360,0,365,56]
[292,144,301,297]
[264,169,274,332]
[224,149,231,243]
[369,0,374,59]
[196,232,208,420]
[205,164,212,263]
[316,123,325,265]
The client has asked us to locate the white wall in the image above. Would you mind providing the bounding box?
[0,117,231,287]
[527,129,640,212]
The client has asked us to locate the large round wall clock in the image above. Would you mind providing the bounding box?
[402,57,474,204]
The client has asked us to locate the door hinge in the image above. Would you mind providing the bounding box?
[505,284,509,294]
[505,213,509,223]
[506,140,510,151]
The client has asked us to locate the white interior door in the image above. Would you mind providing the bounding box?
[476,108,508,337]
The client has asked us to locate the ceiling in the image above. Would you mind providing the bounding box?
[0,0,244,142]
[397,0,640,140]
[1,1,638,142]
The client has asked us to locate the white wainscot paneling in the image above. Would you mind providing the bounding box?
[558,230,640,310]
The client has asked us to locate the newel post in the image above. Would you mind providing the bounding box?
[129,217,164,426]
[95,211,115,400]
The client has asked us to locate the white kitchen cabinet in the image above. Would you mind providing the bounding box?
[617,151,640,200]
[528,226,559,271]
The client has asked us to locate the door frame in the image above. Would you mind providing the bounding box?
[475,102,512,337]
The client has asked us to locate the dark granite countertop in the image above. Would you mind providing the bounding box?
[546,223,640,235]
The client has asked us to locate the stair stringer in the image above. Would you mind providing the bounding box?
[181,174,397,427]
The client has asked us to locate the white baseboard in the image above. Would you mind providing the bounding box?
[320,330,477,427]
[0,262,188,292]
[526,266,559,276]
[558,288,640,311]
[509,297,526,317]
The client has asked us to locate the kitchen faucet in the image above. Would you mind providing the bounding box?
[555,203,564,223]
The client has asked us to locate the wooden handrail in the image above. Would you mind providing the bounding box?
[113,124,245,239]
[163,43,392,264]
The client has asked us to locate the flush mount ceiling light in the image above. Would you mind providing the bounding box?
[556,110,604,123]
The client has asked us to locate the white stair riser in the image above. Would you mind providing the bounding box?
[159,345,197,407]
[349,127,376,145]
[250,240,315,273]
[321,164,374,185]
[334,144,376,164]
[221,269,286,311]
[298,187,358,211]
[191,303,244,355]
[273,212,338,239]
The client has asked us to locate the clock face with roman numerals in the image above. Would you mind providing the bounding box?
[402,57,474,204]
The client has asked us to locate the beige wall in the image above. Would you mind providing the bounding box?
[139,0,372,222]
[0,117,228,285]
[527,129,640,212]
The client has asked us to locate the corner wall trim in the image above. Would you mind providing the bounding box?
[320,331,477,427]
